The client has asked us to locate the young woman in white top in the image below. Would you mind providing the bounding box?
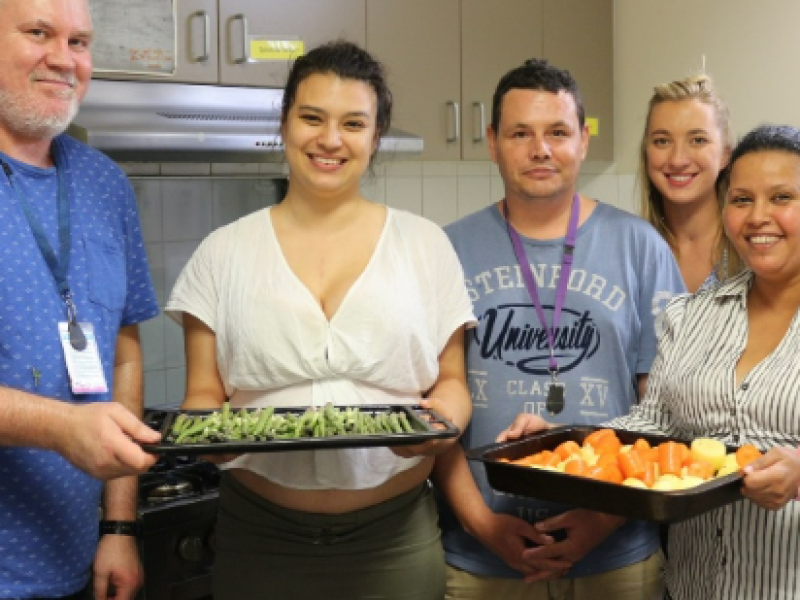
[639,74,742,291]
[166,41,475,599]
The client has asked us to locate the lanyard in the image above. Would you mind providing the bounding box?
[503,194,579,413]
[0,140,87,350]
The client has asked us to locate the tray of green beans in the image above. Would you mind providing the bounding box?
[141,402,460,454]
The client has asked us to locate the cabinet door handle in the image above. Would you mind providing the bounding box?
[231,13,249,64]
[190,10,210,63]
[473,102,486,143]
[447,101,460,143]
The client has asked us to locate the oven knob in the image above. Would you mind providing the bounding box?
[178,536,205,562]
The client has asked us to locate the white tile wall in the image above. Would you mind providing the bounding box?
[134,161,631,407]
[136,175,281,407]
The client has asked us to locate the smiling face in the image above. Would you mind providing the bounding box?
[488,89,589,207]
[0,0,93,145]
[645,99,729,210]
[724,150,800,285]
[281,72,378,200]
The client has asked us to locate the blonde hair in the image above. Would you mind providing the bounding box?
[638,74,742,281]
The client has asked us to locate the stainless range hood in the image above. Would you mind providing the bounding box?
[69,79,423,162]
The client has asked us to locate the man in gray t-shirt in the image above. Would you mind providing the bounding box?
[432,59,685,600]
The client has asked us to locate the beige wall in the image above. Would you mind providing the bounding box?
[615,0,800,173]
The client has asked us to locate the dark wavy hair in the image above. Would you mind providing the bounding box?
[280,40,393,143]
[728,124,800,167]
[490,58,584,132]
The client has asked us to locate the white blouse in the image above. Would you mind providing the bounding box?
[608,270,800,600]
[166,206,476,490]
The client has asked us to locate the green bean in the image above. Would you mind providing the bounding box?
[398,412,415,433]
[252,406,274,437]
[166,404,429,444]
[176,416,214,443]
[221,402,231,429]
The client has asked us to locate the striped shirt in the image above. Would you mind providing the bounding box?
[607,269,800,600]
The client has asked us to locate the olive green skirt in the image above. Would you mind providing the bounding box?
[212,472,446,600]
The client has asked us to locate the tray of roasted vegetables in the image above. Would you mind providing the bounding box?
[467,425,756,523]
[141,402,460,454]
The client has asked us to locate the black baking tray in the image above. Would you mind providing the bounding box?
[466,425,744,523]
[141,405,459,455]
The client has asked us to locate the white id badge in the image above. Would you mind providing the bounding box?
[58,322,109,394]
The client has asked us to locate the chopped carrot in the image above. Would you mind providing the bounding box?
[594,437,623,455]
[633,438,652,453]
[584,428,619,449]
[677,443,693,467]
[619,448,647,480]
[542,452,563,468]
[658,441,683,476]
[735,444,762,468]
[641,460,657,487]
[686,460,714,480]
[564,458,588,476]
[596,452,619,468]
[531,450,554,466]
[585,463,624,484]
[584,465,608,481]
[554,440,582,461]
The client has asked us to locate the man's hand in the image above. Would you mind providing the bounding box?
[496,413,553,443]
[470,511,570,579]
[56,403,160,479]
[521,509,625,582]
[93,534,144,600]
[743,447,800,510]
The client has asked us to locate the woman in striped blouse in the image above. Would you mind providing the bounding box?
[501,124,800,599]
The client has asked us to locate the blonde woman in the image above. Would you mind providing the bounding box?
[639,75,742,291]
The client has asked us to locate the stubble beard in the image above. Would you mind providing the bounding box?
[0,86,80,140]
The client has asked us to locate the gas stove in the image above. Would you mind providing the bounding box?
[136,411,220,600]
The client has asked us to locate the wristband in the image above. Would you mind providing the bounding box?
[99,520,139,537]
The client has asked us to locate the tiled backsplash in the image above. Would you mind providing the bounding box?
[132,160,636,407]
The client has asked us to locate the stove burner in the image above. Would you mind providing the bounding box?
[146,475,195,504]
[138,456,221,508]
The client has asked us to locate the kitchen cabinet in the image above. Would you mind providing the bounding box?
[220,0,366,87]
[368,0,541,161]
[366,0,612,161]
[93,0,366,87]
[542,0,614,162]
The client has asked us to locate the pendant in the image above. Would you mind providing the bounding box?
[547,383,565,415]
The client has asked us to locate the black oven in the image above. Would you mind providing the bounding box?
[136,412,220,600]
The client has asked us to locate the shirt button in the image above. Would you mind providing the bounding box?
[741,382,749,391]
[730,410,736,417]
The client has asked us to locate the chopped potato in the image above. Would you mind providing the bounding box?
[715,463,740,478]
[679,475,705,489]
[652,475,682,491]
[691,438,726,470]
[622,477,647,488]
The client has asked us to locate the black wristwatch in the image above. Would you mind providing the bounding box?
[99,520,139,537]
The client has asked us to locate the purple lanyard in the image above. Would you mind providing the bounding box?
[502,194,579,378]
